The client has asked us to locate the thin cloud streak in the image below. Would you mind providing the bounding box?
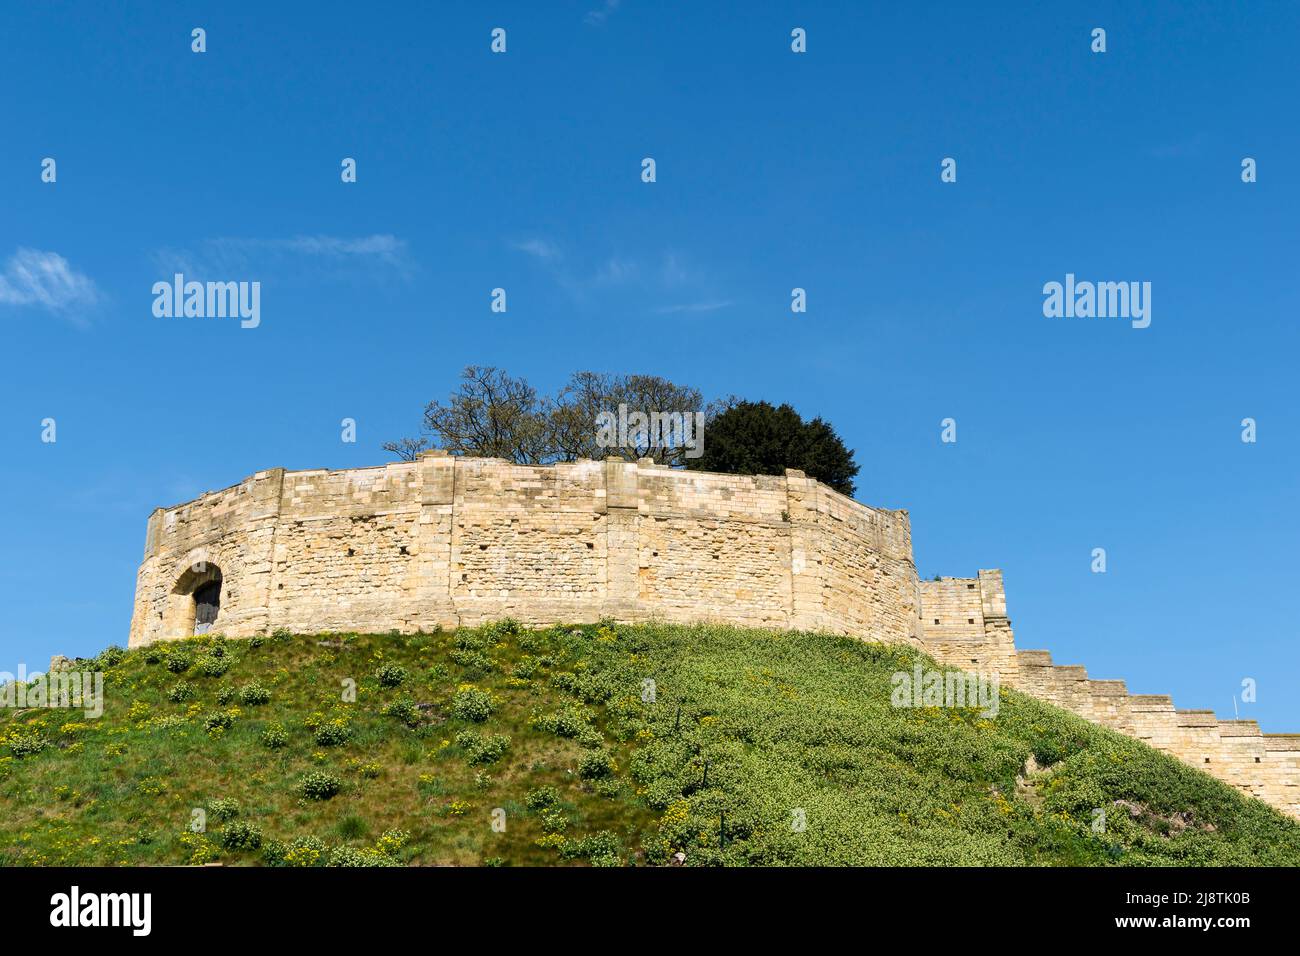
[585,0,622,25]
[511,238,562,261]
[510,238,729,314]
[653,300,734,315]
[152,234,413,278]
[0,248,101,321]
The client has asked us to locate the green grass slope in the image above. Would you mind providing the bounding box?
[2,621,1298,866]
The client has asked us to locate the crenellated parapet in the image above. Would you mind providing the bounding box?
[996,647,1298,817]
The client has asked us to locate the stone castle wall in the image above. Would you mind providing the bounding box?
[128,454,1298,818]
[919,574,1300,818]
[129,453,918,647]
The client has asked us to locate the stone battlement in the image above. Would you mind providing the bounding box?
[128,454,1299,818]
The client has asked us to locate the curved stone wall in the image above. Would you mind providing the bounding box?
[129,453,919,649]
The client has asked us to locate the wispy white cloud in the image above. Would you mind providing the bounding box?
[511,238,562,261]
[0,248,100,319]
[153,234,412,278]
[510,238,638,294]
[653,300,733,315]
[509,239,729,315]
[261,235,407,260]
[590,257,638,285]
[661,251,705,287]
[585,0,621,25]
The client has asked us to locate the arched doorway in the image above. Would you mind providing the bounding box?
[192,573,222,635]
[162,563,225,639]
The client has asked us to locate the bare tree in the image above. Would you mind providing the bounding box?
[380,437,430,462]
[548,370,616,462]
[551,371,704,466]
[382,366,551,464]
[384,366,707,467]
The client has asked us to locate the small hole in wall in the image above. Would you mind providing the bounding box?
[346,548,354,557]
[1204,758,1211,763]
[967,584,975,589]
[968,618,975,625]
[1255,757,1261,763]
[586,542,594,549]
[399,546,409,555]
[479,544,487,550]
[933,619,940,625]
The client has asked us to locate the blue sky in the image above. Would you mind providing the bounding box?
[2,2,1297,729]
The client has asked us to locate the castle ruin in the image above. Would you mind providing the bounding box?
[128,452,1300,817]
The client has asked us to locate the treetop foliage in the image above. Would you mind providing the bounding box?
[385,367,860,496]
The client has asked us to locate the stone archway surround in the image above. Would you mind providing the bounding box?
[160,559,224,641]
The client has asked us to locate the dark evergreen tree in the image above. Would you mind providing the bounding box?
[687,400,860,496]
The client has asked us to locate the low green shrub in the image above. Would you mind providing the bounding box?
[382,696,421,728]
[450,649,493,675]
[534,704,593,739]
[454,730,510,765]
[451,686,494,722]
[551,669,617,704]
[482,619,522,640]
[375,664,410,688]
[9,733,48,758]
[578,749,616,780]
[96,646,127,669]
[327,845,397,867]
[559,830,622,863]
[376,828,410,855]
[314,718,350,746]
[299,772,341,801]
[207,797,241,821]
[264,835,327,867]
[218,820,263,851]
[525,786,561,811]
[196,654,230,678]
[203,711,234,733]
[539,809,569,833]
[511,656,544,680]
[453,633,487,652]
[239,682,271,706]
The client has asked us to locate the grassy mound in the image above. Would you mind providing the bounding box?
[2,621,1297,866]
